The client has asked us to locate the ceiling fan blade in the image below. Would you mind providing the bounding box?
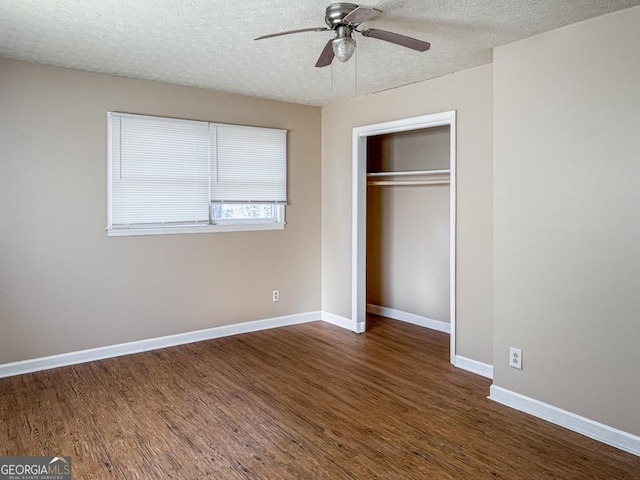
[342,6,382,25]
[361,28,431,52]
[254,27,328,41]
[315,39,335,68]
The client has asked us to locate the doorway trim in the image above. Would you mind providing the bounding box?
[351,110,457,364]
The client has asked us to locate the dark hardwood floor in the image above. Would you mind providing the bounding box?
[1,316,639,479]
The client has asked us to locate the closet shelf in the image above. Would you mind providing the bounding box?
[367,169,450,186]
[367,179,450,187]
[366,169,450,177]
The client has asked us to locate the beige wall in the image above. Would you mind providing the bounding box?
[367,128,451,322]
[322,65,494,364]
[0,59,322,364]
[493,6,640,435]
[367,185,450,322]
[367,126,451,173]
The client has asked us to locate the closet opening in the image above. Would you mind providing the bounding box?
[352,111,457,364]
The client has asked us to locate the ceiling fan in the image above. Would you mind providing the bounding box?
[254,2,431,67]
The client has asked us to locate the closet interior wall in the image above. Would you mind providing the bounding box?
[366,126,451,326]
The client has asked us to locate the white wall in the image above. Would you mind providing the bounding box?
[493,6,640,436]
[0,59,322,364]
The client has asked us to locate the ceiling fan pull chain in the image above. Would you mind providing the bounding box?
[331,62,334,92]
[354,45,358,94]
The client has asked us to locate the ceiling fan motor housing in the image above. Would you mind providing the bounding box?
[325,3,360,27]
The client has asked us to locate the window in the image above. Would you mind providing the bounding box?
[107,112,287,236]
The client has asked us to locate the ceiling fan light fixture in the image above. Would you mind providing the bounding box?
[332,25,356,63]
[332,36,356,62]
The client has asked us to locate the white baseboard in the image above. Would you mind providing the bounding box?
[0,311,322,379]
[489,385,640,457]
[367,304,450,334]
[455,355,493,379]
[321,311,358,332]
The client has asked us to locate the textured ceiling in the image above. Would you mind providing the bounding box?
[1,1,638,106]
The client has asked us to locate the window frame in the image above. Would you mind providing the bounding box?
[106,112,287,237]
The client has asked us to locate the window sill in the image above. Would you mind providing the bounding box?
[107,222,286,237]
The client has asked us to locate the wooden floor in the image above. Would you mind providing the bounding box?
[1,316,639,479]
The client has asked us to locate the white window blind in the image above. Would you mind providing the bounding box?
[212,125,287,204]
[108,112,287,234]
[110,114,210,227]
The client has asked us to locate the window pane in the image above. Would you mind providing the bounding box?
[211,203,275,221]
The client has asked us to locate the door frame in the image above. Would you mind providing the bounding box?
[351,110,457,364]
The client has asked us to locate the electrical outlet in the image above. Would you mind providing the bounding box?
[272,289,279,302]
[509,347,522,369]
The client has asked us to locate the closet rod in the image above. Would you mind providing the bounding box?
[367,169,451,177]
[367,169,450,177]
[367,170,451,177]
[367,180,450,186]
